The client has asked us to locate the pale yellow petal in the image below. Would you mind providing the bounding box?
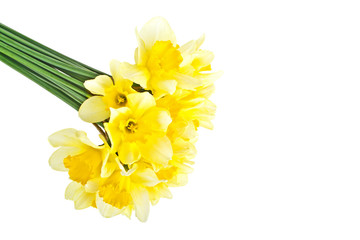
[117,158,138,176]
[130,185,150,222]
[139,107,172,133]
[193,50,214,69]
[78,96,110,123]
[167,119,198,140]
[49,146,81,171]
[140,135,173,166]
[131,168,160,187]
[118,62,149,89]
[179,34,205,67]
[174,72,202,90]
[152,79,177,95]
[65,182,95,210]
[96,194,122,218]
[156,183,173,199]
[140,17,176,50]
[85,178,100,193]
[168,173,188,187]
[195,71,223,86]
[118,141,141,165]
[110,60,136,92]
[84,75,113,95]
[134,28,147,65]
[172,137,197,159]
[100,152,117,178]
[48,128,86,148]
[127,92,156,118]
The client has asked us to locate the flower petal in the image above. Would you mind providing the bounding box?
[96,194,122,218]
[84,75,113,95]
[140,17,176,50]
[100,152,118,178]
[127,92,156,118]
[134,28,147,65]
[174,72,202,90]
[118,141,141,165]
[179,34,205,67]
[130,185,150,222]
[49,146,81,171]
[140,135,173,166]
[48,128,86,148]
[151,79,177,96]
[131,168,160,187]
[139,107,172,133]
[118,62,149,89]
[78,96,110,123]
[110,60,135,91]
[195,71,223,86]
[85,178,100,193]
[65,182,95,210]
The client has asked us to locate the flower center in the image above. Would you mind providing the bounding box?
[125,120,138,133]
[147,40,183,78]
[115,93,127,106]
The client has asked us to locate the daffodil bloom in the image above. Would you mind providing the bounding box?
[49,128,170,222]
[118,17,221,98]
[78,60,136,123]
[48,128,108,209]
[157,87,216,130]
[105,91,173,167]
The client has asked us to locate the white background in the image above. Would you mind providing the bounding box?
[1,0,360,239]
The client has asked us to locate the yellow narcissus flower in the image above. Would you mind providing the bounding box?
[47,17,220,222]
[48,128,108,209]
[48,128,171,222]
[157,86,217,130]
[105,92,173,167]
[78,61,136,123]
[118,17,221,98]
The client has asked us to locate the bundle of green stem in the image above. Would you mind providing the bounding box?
[0,23,106,111]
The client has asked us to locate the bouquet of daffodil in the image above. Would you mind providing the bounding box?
[0,17,221,222]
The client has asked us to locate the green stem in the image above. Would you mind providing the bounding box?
[0,42,90,98]
[0,33,99,79]
[0,52,81,110]
[0,23,108,76]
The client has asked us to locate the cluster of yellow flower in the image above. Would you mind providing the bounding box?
[48,17,221,222]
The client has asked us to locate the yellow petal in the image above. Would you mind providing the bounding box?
[49,146,81,171]
[118,141,141,165]
[130,185,150,222]
[151,79,177,96]
[134,28,147,65]
[140,135,173,166]
[127,92,156,118]
[100,152,118,178]
[96,194,122,218]
[110,60,135,92]
[108,107,132,123]
[65,182,95,210]
[139,107,172,133]
[192,50,214,70]
[78,96,110,123]
[84,75,113,95]
[85,178,100,193]
[118,62,149,89]
[172,137,197,159]
[48,128,86,148]
[179,34,205,67]
[140,17,176,50]
[195,71,223,86]
[174,72,202,90]
[131,168,160,187]
[179,34,205,56]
